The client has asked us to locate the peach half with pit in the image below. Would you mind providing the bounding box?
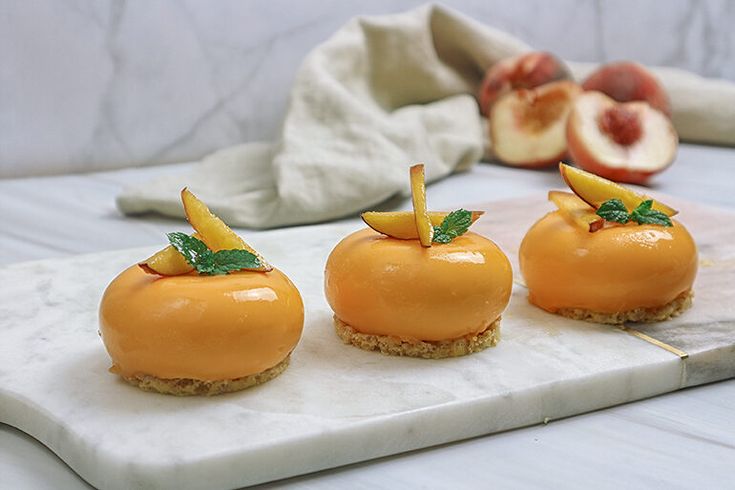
[566,92,678,184]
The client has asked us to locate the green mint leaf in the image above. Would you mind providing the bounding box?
[630,200,673,227]
[167,232,214,269]
[167,233,263,275]
[595,199,630,223]
[432,209,472,244]
[209,249,261,275]
[432,226,452,243]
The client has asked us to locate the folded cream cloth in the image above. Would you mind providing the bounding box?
[117,4,735,229]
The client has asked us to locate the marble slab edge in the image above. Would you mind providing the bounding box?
[1,354,685,489]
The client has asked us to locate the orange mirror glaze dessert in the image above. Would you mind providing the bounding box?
[520,164,698,324]
[100,266,303,393]
[324,164,513,358]
[99,189,304,396]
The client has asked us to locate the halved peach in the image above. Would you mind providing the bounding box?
[559,163,677,216]
[181,188,272,271]
[490,81,582,168]
[409,164,433,247]
[548,190,603,232]
[566,91,678,184]
[362,210,484,240]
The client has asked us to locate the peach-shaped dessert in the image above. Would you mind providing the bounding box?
[100,189,303,396]
[490,80,582,168]
[566,91,678,184]
[582,61,671,117]
[324,164,512,358]
[478,51,571,116]
[519,164,697,324]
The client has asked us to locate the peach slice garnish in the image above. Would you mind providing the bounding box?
[181,188,273,271]
[409,164,433,247]
[490,81,582,168]
[548,191,604,232]
[559,162,677,216]
[139,241,195,276]
[362,211,484,240]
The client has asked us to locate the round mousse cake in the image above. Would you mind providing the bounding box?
[519,211,698,324]
[99,265,304,396]
[324,228,513,358]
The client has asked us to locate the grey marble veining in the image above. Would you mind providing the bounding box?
[2,0,733,178]
[0,195,733,489]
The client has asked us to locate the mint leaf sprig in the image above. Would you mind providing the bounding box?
[595,199,672,227]
[167,232,261,275]
[432,209,473,244]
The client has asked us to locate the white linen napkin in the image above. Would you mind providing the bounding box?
[117,4,735,228]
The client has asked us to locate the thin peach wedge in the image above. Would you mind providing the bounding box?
[409,164,433,247]
[548,191,604,232]
[139,243,194,276]
[559,163,677,217]
[181,188,272,271]
[362,210,485,240]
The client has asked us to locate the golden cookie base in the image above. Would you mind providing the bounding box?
[333,316,501,359]
[554,290,693,325]
[119,355,290,396]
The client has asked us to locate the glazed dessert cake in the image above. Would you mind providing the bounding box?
[519,163,697,324]
[324,164,512,358]
[99,189,304,395]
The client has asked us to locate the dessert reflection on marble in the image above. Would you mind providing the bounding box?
[1,194,733,489]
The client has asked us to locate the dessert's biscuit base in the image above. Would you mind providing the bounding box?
[119,355,290,396]
[554,290,693,325]
[334,316,501,359]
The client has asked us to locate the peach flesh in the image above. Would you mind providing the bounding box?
[517,87,572,133]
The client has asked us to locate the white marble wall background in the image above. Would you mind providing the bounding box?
[1,0,733,178]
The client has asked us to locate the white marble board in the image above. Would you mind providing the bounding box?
[0,195,733,489]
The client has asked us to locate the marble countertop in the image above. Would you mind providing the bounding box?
[1,143,734,488]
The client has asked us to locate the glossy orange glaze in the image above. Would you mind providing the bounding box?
[324,229,513,341]
[99,265,304,381]
[519,211,698,313]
